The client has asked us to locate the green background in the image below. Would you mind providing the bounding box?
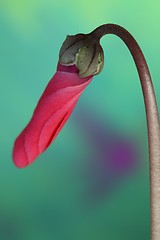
[0,0,159,239]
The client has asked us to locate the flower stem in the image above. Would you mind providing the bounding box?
[90,24,160,240]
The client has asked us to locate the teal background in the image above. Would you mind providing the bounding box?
[0,1,160,239]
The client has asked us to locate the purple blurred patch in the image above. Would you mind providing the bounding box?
[73,106,142,203]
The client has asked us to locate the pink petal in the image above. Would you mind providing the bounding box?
[13,64,93,168]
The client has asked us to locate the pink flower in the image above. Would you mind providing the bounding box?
[13,32,104,168]
[13,64,92,168]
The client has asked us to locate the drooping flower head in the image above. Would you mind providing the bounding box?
[13,31,104,167]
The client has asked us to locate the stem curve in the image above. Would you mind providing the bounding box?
[91,24,160,240]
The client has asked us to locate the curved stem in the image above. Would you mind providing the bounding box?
[91,24,160,240]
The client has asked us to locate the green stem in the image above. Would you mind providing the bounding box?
[90,24,160,240]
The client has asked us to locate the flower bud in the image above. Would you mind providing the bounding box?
[59,33,104,78]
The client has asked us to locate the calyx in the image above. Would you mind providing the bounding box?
[59,33,104,78]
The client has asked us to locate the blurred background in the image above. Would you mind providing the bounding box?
[0,0,160,239]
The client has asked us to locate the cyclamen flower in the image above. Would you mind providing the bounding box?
[13,33,104,168]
